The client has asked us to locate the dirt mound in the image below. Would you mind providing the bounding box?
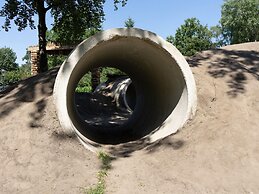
[0,69,99,193]
[1,42,259,193]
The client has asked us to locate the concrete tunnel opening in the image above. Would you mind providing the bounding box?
[54,28,197,151]
[124,80,136,111]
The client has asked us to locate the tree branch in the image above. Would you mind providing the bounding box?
[45,5,52,12]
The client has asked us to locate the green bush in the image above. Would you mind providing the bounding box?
[100,67,126,83]
[48,55,67,69]
[75,72,92,93]
[0,63,31,89]
[0,47,18,72]
[19,63,31,79]
[167,18,214,56]
[0,70,21,86]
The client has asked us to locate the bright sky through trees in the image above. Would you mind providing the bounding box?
[0,0,223,65]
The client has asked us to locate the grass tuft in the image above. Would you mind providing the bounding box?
[84,151,113,194]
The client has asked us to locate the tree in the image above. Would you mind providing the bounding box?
[0,70,21,87]
[220,0,259,44]
[0,47,20,87]
[20,51,31,78]
[18,63,31,79]
[0,47,18,73]
[166,35,174,44]
[210,25,226,47]
[22,51,30,66]
[0,0,128,73]
[168,18,214,56]
[46,27,100,45]
[124,17,134,28]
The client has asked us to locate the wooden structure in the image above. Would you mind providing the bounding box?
[28,43,75,75]
[28,43,101,89]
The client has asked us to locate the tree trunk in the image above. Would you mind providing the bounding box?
[36,0,48,73]
[91,68,101,91]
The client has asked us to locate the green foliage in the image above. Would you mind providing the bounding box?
[76,72,92,93]
[0,0,105,33]
[113,0,128,10]
[48,55,67,69]
[50,0,105,45]
[0,70,20,86]
[210,25,226,47]
[83,28,101,40]
[0,47,20,88]
[98,151,112,170]
[220,0,259,44]
[47,27,100,45]
[18,63,31,79]
[124,17,135,28]
[0,64,31,87]
[45,0,128,45]
[166,35,174,44]
[0,47,18,72]
[46,30,60,44]
[168,18,214,56]
[100,67,126,83]
[86,179,105,194]
[76,67,126,93]
[0,0,36,31]
[22,51,30,65]
[0,0,128,33]
[86,168,106,194]
[0,48,30,88]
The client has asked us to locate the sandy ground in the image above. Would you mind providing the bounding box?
[0,42,259,193]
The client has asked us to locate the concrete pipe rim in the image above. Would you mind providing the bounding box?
[53,28,197,153]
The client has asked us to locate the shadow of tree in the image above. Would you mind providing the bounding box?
[188,48,259,97]
[107,136,185,158]
[51,130,77,140]
[0,67,59,127]
[29,98,47,128]
[146,138,185,153]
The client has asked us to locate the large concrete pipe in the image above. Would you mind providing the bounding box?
[94,76,134,112]
[53,28,197,152]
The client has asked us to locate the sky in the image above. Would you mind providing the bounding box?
[0,0,224,65]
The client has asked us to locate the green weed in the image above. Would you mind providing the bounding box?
[84,151,113,194]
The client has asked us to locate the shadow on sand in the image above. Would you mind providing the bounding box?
[188,49,259,97]
[0,67,59,127]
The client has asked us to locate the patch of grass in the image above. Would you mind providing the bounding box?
[84,151,113,194]
[86,170,106,194]
[98,151,112,170]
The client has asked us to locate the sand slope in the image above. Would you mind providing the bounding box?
[0,70,99,193]
[0,42,259,193]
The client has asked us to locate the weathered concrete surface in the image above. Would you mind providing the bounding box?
[94,76,134,112]
[53,28,197,152]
